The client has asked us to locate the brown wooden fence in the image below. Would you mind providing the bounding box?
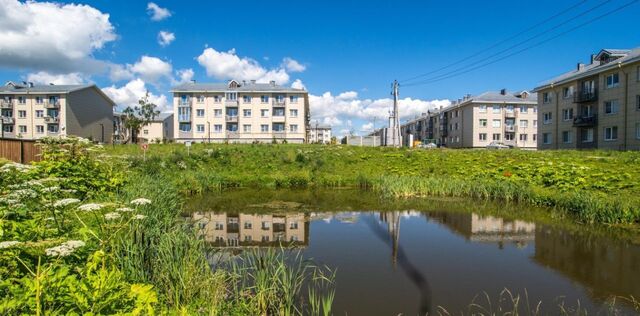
[0,138,41,164]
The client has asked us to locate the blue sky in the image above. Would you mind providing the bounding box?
[0,0,639,135]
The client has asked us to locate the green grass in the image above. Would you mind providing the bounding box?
[107,143,640,225]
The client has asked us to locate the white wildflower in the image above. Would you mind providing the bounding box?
[26,180,44,187]
[78,203,103,211]
[8,189,38,199]
[53,198,80,207]
[177,161,187,169]
[130,198,152,206]
[45,240,85,257]
[133,214,147,220]
[0,162,33,173]
[61,189,77,194]
[104,212,121,220]
[116,207,133,212]
[0,198,19,205]
[0,241,22,249]
[41,186,60,193]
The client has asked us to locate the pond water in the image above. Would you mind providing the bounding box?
[186,189,640,315]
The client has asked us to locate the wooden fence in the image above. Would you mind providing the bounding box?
[0,138,41,164]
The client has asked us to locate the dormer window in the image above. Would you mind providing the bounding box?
[228,80,240,89]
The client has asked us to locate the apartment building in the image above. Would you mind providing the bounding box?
[309,124,332,144]
[0,81,115,142]
[171,80,309,143]
[139,113,174,143]
[534,48,640,150]
[401,90,538,148]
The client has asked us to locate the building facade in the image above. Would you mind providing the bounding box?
[534,48,640,150]
[401,90,538,148]
[171,80,309,143]
[139,113,174,143]
[309,124,332,144]
[0,81,115,143]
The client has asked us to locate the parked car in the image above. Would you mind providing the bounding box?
[486,141,510,149]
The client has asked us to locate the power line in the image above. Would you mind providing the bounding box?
[401,0,612,86]
[402,0,639,87]
[399,0,588,84]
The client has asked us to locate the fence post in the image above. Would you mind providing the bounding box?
[20,139,25,164]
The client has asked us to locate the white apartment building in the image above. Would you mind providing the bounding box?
[309,124,332,144]
[171,80,309,143]
[0,81,115,142]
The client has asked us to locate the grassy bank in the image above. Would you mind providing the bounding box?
[108,143,640,225]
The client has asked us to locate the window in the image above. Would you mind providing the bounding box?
[272,123,285,132]
[261,109,269,117]
[479,119,487,127]
[261,95,269,103]
[543,133,552,144]
[35,110,43,118]
[506,105,514,113]
[273,108,285,117]
[289,95,298,103]
[18,110,26,118]
[213,95,222,102]
[505,133,514,141]
[455,136,460,143]
[3,125,13,133]
[290,109,298,117]
[35,96,43,104]
[492,133,501,141]
[225,92,237,100]
[261,124,269,133]
[244,222,253,229]
[196,109,205,117]
[226,108,238,117]
[179,123,191,132]
[562,108,573,121]
[604,126,618,141]
[36,125,44,134]
[290,222,299,229]
[519,120,528,128]
[606,73,619,88]
[18,96,25,104]
[243,109,252,117]
[492,119,501,128]
[562,131,572,143]
[562,87,574,99]
[47,124,58,133]
[519,134,528,141]
[227,124,238,132]
[454,123,458,130]
[533,134,537,142]
[214,109,222,117]
[196,124,205,133]
[637,95,640,111]
[197,95,205,103]
[242,95,251,103]
[455,110,459,118]
[243,124,251,133]
[143,129,149,135]
[533,120,538,127]
[581,128,594,143]
[18,125,27,133]
[543,112,552,124]
[215,222,224,230]
[492,105,501,113]
[636,123,640,139]
[519,105,528,113]
[178,107,191,122]
[478,105,487,113]
[214,124,222,132]
[543,92,552,104]
[290,124,298,132]
[604,100,619,114]
[479,133,487,141]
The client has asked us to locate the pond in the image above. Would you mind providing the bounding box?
[185,189,640,315]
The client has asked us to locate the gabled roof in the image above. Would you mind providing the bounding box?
[171,80,306,93]
[534,47,640,91]
[0,82,94,94]
[468,91,537,103]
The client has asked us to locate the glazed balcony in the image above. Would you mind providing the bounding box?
[44,116,60,124]
[573,114,597,127]
[574,89,598,103]
[225,100,239,107]
[1,116,15,124]
[225,115,238,123]
[272,99,286,107]
[0,100,13,109]
[44,101,61,109]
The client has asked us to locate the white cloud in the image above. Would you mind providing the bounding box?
[147,2,171,21]
[26,72,85,85]
[0,0,116,73]
[282,57,306,72]
[129,56,173,84]
[102,78,169,111]
[108,64,134,82]
[361,122,374,132]
[158,31,175,46]
[291,79,306,90]
[196,48,291,84]
[175,68,194,84]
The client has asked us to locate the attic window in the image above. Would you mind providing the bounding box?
[228,80,240,89]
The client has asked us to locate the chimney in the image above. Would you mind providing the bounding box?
[590,54,596,64]
[577,63,585,71]
[500,89,507,95]
[242,80,246,86]
[466,93,471,100]
[269,80,276,86]
[28,82,34,88]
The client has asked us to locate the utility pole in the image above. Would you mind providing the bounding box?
[389,80,401,147]
[315,120,319,144]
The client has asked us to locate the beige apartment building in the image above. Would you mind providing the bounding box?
[534,48,640,150]
[171,80,309,143]
[401,90,538,148]
[139,113,174,143]
[0,81,115,142]
[309,124,332,144]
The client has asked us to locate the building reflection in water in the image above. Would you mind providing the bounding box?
[191,212,309,247]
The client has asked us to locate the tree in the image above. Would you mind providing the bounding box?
[122,92,160,144]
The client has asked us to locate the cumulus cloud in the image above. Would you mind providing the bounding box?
[197,48,292,84]
[309,90,450,136]
[174,68,194,84]
[0,0,116,74]
[128,56,173,84]
[291,79,306,90]
[158,31,175,46]
[361,122,374,132]
[102,78,169,111]
[26,72,86,85]
[147,2,171,21]
[282,57,306,72]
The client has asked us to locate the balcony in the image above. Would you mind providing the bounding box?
[272,115,286,122]
[273,131,286,139]
[505,125,516,132]
[44,101,60,109]
[178,115,191,123]
[225,115,238,123]
[573,114,597,127]
[226,131,239,139]
[225,100,239,107]
[0,100,13,109]
[272,99,286,107]
[177,100,192,107]
[574,90,598,103]
[44,116,59,124]
[1,117,15,124]
[505,111,516,118]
